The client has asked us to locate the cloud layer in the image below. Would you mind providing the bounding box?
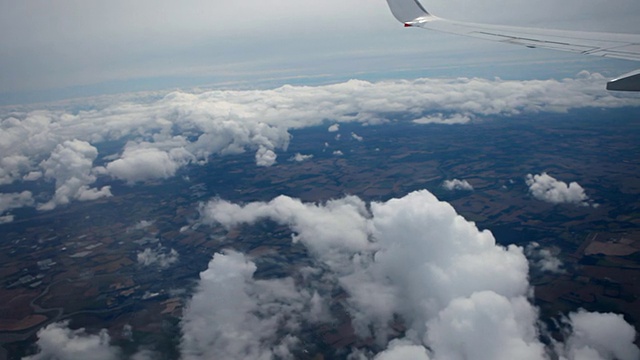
[1,74,637,219]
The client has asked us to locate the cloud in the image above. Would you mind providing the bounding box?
[333,150,344,156]
[255,146,277,167]
[23,321,119,360]
[105,145,190,183]
[38,140,112,210]
[413,113,472,125]
[1,75,636,217]
[526,172,591,206]
[442,179,474,191]
[24,322,163,360]
[137,246,179,269]
[131,219,154,231]
[198,190,639,360]
[351,132,364,141]
[289,153,313,162]
[372,339,432,360]
[180,250,320,360]
[558,310,640,360]
[0,191,34,223]
[525,242,565,274]
[328,124,340,132]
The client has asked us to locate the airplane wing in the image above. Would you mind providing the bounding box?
[385,0,640,91]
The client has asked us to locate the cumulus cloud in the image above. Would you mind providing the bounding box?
[372,339,432,360]
[526,173,590,206]
[328,124,340,132]
[197,190,639,359]
[442,178,474,191]
[105,145,191,183]
[255,146,277,167]
[1,74,636,216]
[289,153,313,162]
[24,321,163,360]
[23,321,119,360]
[180,250,322,360]
[333,150,344,156]
[137,246,179,269]
[38,140,112,210]
[558,310,640,360]
[351,132,364,141]
[525,242,565,274]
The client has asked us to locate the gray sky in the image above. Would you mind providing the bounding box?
[1,0,639,104]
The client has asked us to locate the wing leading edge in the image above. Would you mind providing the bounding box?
[385,0,640,91]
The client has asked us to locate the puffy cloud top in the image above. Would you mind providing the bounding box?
[442,179,474,191]
[23,321,119,360]
[197,189,639,359]
[25,189,640,359]
[526,172,590,206]
[1,75,636,219]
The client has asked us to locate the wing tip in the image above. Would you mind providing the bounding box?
[386,0,431,24]
[606,69,640,91]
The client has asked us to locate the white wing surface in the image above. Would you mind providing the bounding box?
[385,0,640,91]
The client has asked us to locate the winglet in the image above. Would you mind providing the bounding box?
[385,0,431,24]
[606,69,640,91]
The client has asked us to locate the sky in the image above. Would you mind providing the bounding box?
[1,0,639,104]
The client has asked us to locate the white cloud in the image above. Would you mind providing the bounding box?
[131,219,154,231]
[1,75,635,216]
[255,146,277,167]
[328,124,340,132]
[373,339,432,360]
[559,310,640,360]
[426,291,545,359]
[38,139,111,210]
[0,191,34,222]
[289,153,313,162]
[180,250,318,360]
[24,321,163,360]
[413,113,472,125]
[442,178,474,191]
[106,146,188,183]
[351,132,364,141]
[23,321,119,360]
[0,215,15,224]
[198,190,639,360]
[526,173,590,206]
[23,171,43,181]
[525,242,565,274]
[137,246,179,269]
[333,150,344,156]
